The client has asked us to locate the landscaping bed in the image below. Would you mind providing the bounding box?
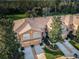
[44,47,64,59]
[69,40,79,50]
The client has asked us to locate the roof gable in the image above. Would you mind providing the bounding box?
[18,23,31,35]
[13,18,26,31]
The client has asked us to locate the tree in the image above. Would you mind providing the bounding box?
[0,0,79,15]
[0,19,8,59]
[54,0,61,14]
[0,16,22,59]
[76,26,79,42]
[49,16,62,49]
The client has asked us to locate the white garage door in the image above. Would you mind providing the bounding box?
[24,47,35,59]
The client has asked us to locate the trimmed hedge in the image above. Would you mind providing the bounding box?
[69,40,79,50]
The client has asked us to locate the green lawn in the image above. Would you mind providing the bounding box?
[44,48,64,59]
[6,13,29,20]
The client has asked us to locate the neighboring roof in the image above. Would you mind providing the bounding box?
[61,15,71,26]
[14,14,79,34]
[13,16,52,34]
[61,14,79,30]
[56,56,75,59]
[73,15,79,25]
[61,14,79,26]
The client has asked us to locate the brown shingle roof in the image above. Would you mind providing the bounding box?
[62,15,79,26]
[28,17,52,29]
[13,16,52,33]
[14,15,79,34]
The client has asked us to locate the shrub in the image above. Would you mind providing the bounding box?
[69,40,79,50]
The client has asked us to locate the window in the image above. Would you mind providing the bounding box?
[33,32,41,39]
[23,33,30,40]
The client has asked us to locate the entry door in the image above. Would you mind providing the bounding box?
[24,47,35,59]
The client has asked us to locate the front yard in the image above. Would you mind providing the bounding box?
[69,40,79,50]
[44,48,64,59]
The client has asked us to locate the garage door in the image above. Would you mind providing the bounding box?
[24,47,35,59]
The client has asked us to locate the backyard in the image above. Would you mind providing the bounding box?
[1,13,29,20]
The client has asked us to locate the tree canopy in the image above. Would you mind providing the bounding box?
[0,0,79,15]
[0,17,22,59]
[49,16,62,48]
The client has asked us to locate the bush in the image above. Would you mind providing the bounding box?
[44,47,64,59]
[69,40,79,50]
[75,43,79,50]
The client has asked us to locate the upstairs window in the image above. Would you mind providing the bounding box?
[33,32,41,39]
[23,33,30,40]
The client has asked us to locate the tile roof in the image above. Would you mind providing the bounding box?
[13,16,52,33]
[56,56,75,59]
[14,14,79,34]
[28,17,52,29]
[61,15,79,26]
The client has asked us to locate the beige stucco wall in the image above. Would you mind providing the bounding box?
[21,39,41,47]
